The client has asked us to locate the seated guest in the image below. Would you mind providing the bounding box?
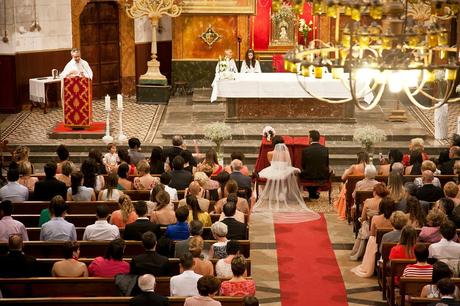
[379,211,408,254]
[378,149,403,176]
[160,172,178,202]
[88,149,107,175]
[429,278,460,306]
[39,195,64,226]
[179,181,210,212]
[18,161,38,192]
[421,261,459,298]
[189,236,214,276]
[389,225,417,260]
[418,209,446,243]
[88,238,130,277]
[52,241,88,277]
[12,145,31,166]
[67,172,96,201]
[150,191,176,225]
[405,151,423,175]
[187,195,212,227]
[402,244,433,278]
[0,164,28,202]
[402,138,429,167]
[102,143,119,174]
[220,255,256,297]
[436,198,457,226]
[131,274,169,306]
[130,231,170,276]
[360,183,389,224]
[117,163,133,190]
[0,200,29,241]
[0,233,36,277]
[134,160,158,190]
[352,164,379,199]
[267,136,285,162]
[184,275,222,306]
[56,160,74,187]
[216,172,230,199]
[209,222,228,259]
[224,152,249,176]
[405,196,426,228]
[429,220,460,270]
[216,240,241,278]
[388,170,405,205]
[81,158,105,193]
[194,170,219,195]
[83,205,120,241]
[170,252,202,296]
[165,206,190,241]
[197,149,223,176]
[214,180,250,215]
[181,149,197,174]
[148,184,166,214]
[40,201,76,241]
[98,173,123,201]
[414,160,441,188]
[370,197,395,237]
[175,220,203,258]
[110,194,138,229]
[219,194,245,224]
[416,170,444,203]
[149,146,165,175]
[240,48,261,73]
[440,147,460,175]
[220,201,247,239]
[55,144,70,174]
[118,148,137,176]
[243,297,260,306]
[124,201,160,240]
[33,162,67,201]
[229,159,252,199]
[128,137,145,167]
[170,155,193,190]
[397,182,418,212]
[444,182,460,206]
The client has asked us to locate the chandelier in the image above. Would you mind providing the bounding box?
[282,0,460,111]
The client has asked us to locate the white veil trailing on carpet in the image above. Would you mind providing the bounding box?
[253,143,320,224]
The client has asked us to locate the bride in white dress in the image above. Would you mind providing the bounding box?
[253,143,320,223]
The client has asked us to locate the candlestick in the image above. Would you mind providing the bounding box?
[117,106,127,144]
[117,94,123,110]
[104,94,111,111]
[102,106,113,144]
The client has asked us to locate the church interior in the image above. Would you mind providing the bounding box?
[1,0,460,305]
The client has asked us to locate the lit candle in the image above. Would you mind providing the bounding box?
[105,95,111,111]
[117,94,123,109]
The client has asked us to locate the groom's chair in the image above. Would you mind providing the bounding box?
[298,170,334,204]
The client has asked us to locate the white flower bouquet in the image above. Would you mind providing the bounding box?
[353,125,386,152]
[299,18,312,41]
[262,126,276,141]
[204,122,232,157]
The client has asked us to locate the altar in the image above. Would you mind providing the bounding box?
[211,73,373,123]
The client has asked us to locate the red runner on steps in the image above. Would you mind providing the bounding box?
[274,214,348,306]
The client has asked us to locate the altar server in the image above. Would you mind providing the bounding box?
[215,48,238,74]
[240,49,261,73]
[60,48,93,79]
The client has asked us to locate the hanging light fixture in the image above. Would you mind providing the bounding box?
[283,0,460,111]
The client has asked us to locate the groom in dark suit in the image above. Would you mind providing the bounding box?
[300,130,330,199]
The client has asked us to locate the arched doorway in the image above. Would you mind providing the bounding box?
[79,1,120,98]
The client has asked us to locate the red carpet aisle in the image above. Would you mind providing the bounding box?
[274,214,348,306]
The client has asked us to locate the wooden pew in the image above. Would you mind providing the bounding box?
[0,296,245,306]
[0,240,251,258]
[398,277,432,306]
[32,258,251,277]
[387,259,416,306]
[344,175,458,223]
[15,214,98,227]
[353,190,374,236]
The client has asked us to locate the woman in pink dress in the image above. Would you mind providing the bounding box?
[88,239,130,277]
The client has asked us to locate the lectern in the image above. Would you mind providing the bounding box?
[63,77,92,128]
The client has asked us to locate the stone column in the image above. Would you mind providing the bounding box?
[434,103,449,140]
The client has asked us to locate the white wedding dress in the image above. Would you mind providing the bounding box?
[253,144,320,223]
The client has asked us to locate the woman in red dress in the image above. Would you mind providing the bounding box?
[220,255,256,297]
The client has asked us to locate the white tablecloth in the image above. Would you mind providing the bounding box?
[29,77,61,103]
[210,73,373,103]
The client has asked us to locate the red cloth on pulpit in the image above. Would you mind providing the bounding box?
[63,77,92,128]
[254,135,326,174]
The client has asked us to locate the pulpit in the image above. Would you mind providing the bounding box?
[63,77,92,128]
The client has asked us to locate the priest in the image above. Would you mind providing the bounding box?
[215,48,238,74]
[60,48,93,79]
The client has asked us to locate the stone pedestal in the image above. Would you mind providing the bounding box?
[136,78,171,104]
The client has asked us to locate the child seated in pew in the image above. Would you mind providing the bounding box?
[420,261,460,299]
[433,278,460,306]
[102,143,119,174]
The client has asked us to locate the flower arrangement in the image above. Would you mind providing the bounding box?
[262,126,276,142]
[299,18,312,41]
[353,125,386,152]
[218,56,228,73]
[204,122,232,158]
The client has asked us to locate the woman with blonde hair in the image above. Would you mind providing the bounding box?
[18,161,38,192]
[418,209,446,243]
[109,194,138,228]
[134,160,158,190]
[56,160,74,187]
[388,170,405,204]
[414,160,441,187]
[189,236,214,276]
[403,138,429,167]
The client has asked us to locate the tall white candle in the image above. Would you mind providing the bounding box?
[105,95,111,111]
[117,94,123,109]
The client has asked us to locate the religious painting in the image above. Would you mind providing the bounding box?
[181,0,257,14]
[269,5,296,48]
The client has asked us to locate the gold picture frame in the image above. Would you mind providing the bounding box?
[269,5,296,48]
[181,0,257,15]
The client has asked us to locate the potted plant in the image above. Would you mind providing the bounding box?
[203,122,232,164]
[353,125,386,158]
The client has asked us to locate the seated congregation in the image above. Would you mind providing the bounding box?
[340,135,460,305]
[0,136,258,306]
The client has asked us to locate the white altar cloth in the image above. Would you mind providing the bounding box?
[29,77,62,103]
[210,72,373,103]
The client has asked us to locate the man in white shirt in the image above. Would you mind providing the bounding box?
[160,173,178,202]
[60,48,93,79]
[170,252,201,296]
[83,205,120,241]
[429,220,460,274]
[0,166,28,203]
